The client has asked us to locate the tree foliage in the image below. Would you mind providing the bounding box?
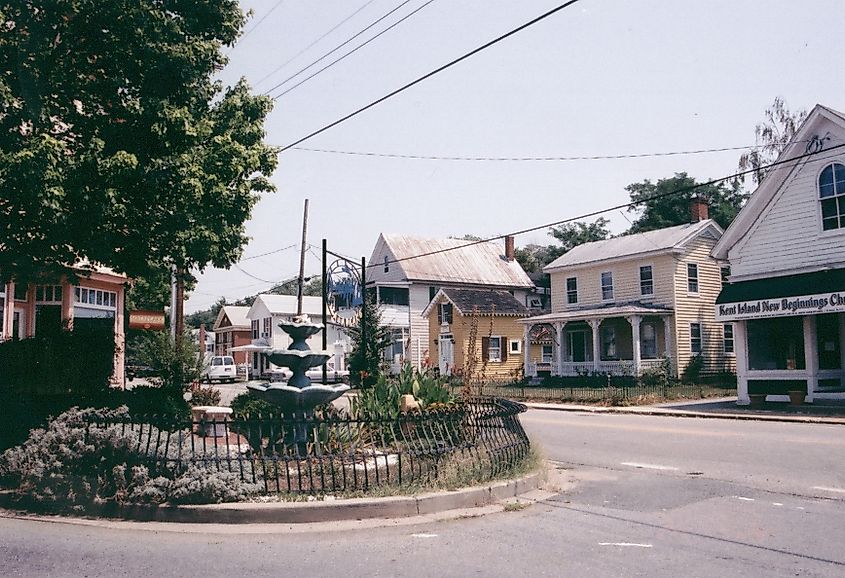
[625,173,747,233]
[0,1,278,284]
[347,295,391,388]
[514,218,610,273]
[737,97,808,187]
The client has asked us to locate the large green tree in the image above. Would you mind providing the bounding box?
[0,1,277,284]
[515,218,610,274]
[625,173,747,233]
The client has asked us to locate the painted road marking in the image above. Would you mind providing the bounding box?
[599,543,653,548]
[772,503,784,507]
[411,533,438,539]
[813,486,845,494]
[734,496,755,502]
[621,462,679,471]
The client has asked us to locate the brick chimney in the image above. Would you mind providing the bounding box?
[198,323,206,353]
[690,196,709,222]
[504,235,515,262]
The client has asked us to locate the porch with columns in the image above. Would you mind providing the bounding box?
[521,304,674,378]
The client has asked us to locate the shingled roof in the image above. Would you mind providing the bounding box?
[423,288,530,317]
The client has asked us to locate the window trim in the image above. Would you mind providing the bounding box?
[639,265,654,297]
[601,271,614,302]
[541,344,554,364]
[818,161,845,232]
[723,323,735,356]
[687,263,700,294]
[566,276,578,304]
[488,336,502,362]
[690,322,703,355]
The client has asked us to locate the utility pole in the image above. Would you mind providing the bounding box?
[322,238,328,383]
[296,198,309,317]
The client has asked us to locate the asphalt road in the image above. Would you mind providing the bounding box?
[2,409,844,577]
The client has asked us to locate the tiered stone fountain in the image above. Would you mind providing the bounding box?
[247,315,350,448]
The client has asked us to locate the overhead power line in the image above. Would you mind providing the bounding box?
[255,0,379,88]
[289,143,761,162]
[232,0,287,49]
[368,143,845,269]
[264,0,413,96]
[279,0,585,151]
[270,0,437,100]
[240,243,298,261]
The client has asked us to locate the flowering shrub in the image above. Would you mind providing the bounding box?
[0,406,261,512]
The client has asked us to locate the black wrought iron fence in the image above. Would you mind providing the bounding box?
[82,397,530,495]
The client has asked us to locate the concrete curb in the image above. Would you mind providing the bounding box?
[0,471,542,525]
[525,402,845,425]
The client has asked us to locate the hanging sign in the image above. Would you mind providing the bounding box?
[128,309,166,330]
[326,259,363,327]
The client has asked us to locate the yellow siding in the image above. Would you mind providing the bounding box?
[426,305,523,380]
[550,254,677,311]
[672,236,735,375]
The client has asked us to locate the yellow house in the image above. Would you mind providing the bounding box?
[422,288,529,381]
[521,200,735,379]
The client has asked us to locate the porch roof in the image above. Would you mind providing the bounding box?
[519,302,672,324]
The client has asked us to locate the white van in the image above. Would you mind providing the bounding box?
[204,355,237,383]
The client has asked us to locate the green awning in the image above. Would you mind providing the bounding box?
[717,269,845,304]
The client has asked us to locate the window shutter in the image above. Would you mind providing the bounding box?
[481,336,490,361]
[501,339,508,363]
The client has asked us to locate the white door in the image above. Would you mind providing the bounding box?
[439,335,454,376]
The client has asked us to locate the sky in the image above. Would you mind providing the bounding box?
[186,0,845,313]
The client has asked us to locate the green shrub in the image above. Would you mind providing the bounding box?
[681,354,704,384]
[230,392,277,416]
[190,387,222,407]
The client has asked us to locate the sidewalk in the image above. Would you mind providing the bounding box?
[525,396,845,425]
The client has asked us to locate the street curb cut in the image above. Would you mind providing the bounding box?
[524,403,845,425]
[0,471,541,525]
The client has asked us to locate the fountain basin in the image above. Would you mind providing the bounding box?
[247,382,350,413]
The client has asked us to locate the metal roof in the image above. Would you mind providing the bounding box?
[378,234,533,288]
[519,302,673,324]
[544,220,722,271]
[253,294,323,316]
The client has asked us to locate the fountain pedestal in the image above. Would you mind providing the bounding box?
[247,316,350,447]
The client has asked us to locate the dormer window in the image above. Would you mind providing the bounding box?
[438,302,453,325]
[819,162,845,231]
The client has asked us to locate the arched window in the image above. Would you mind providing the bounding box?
[819,162,845,231]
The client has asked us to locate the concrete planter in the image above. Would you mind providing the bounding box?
[788,390,806,406]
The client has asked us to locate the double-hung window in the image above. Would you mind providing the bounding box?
[601,272,614,301]
[687,263,699,294]
[640,266,653,296]
[438,303,453,324]
[690,323,702,354]
[487,336,502,362]
[820,162,845,231]
[566,277,578,304]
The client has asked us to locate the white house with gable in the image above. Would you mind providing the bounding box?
[367,234,537,372]
[245,294,350,378]
[713,104,845,404]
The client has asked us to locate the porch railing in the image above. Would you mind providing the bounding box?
[526,358,669,377]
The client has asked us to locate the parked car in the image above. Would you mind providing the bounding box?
[203,355,237,384]
[126,364,157,381]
